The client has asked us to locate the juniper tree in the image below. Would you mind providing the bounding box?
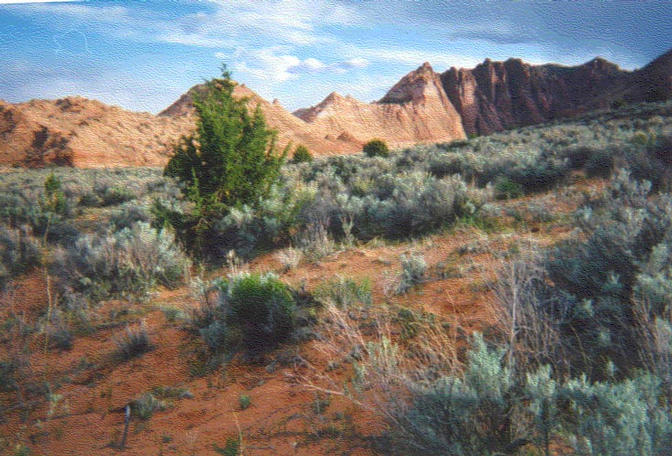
[159,65,288,260]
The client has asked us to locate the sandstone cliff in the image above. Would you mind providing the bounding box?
[0,97,191,168]
[294,62,466,146]
[0,84,351,168]
[439,50,672,136]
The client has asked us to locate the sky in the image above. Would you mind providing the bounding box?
[1,1,671,114]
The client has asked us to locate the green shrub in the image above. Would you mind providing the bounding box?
[293,220,334,261]
[161,66,287,262]
[363,139,390,158]
[46,322,74,351]
[226,273,296,354]
[0,226,41,289]
[507,158,569,193]
[585,149,614,178]
[386,334,525,455]
[0,358,19,393]
[652,134,672,165]
[274,246,303,271]
[98,186,135,206]
[377,333,672,456]
[494,176,523,200]
[53,222,189,304]
[78,191,102,207]
[315,277,371,308]
[131,392,166,420]
[43,172,67,216]
[544,171,672,375]
[238,394,251,410]
[561,373,672,456]
[357,173,473,239]
[193,273,297,356]
[291,144,313,164]
[109,203,151,231]
[214,438,240,456]
[12,444,31,456]
[563,146,596,169]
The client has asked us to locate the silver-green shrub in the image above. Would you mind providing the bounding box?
[53,222,189,304]
[394,253,427,295]
[0,225,41,289]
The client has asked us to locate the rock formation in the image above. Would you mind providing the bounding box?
[294,62,466,146]
[0,97,191,168]
[440,50,672,136]
[0,85,351,168]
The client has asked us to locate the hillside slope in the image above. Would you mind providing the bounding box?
[0,97,191,168]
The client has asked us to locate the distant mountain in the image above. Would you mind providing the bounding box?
[159,83,356,157]
[1,50,670,167]
[294,62,466,146]
[0,84,353,168]
[296,49,672,139]
[0,97,190,168]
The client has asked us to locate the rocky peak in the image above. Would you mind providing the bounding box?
[418,61,434,73]
[439,54,646,136]
[324,92,345,103]
[378,61,445,104]
[577,57,622,77]
[292,92,349,122]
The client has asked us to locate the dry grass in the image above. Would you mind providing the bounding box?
[300,299,463,437]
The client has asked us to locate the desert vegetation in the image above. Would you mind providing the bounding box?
[313,173,672,456]
[2,93,672,454]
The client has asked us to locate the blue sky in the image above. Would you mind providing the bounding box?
[1,0,671,113]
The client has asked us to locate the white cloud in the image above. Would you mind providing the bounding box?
[350,46,483,71]
[157,32,232,49]
[288,57,369,75]
[222,47,369,86]
[6,0,353,52]
[231,49,301,83]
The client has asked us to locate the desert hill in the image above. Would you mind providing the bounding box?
[0,97,192,168]
[293,62,466,146]
[301,49,672,138]
[1,50,671,167]
[0,86,354,169]
[159,83,356,156]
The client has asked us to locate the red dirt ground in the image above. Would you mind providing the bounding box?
[0,181,591,455]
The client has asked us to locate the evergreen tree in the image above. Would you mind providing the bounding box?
[158,65,288,260]
[290,144,313,164]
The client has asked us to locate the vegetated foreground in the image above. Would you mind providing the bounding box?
[1,100,672,455]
